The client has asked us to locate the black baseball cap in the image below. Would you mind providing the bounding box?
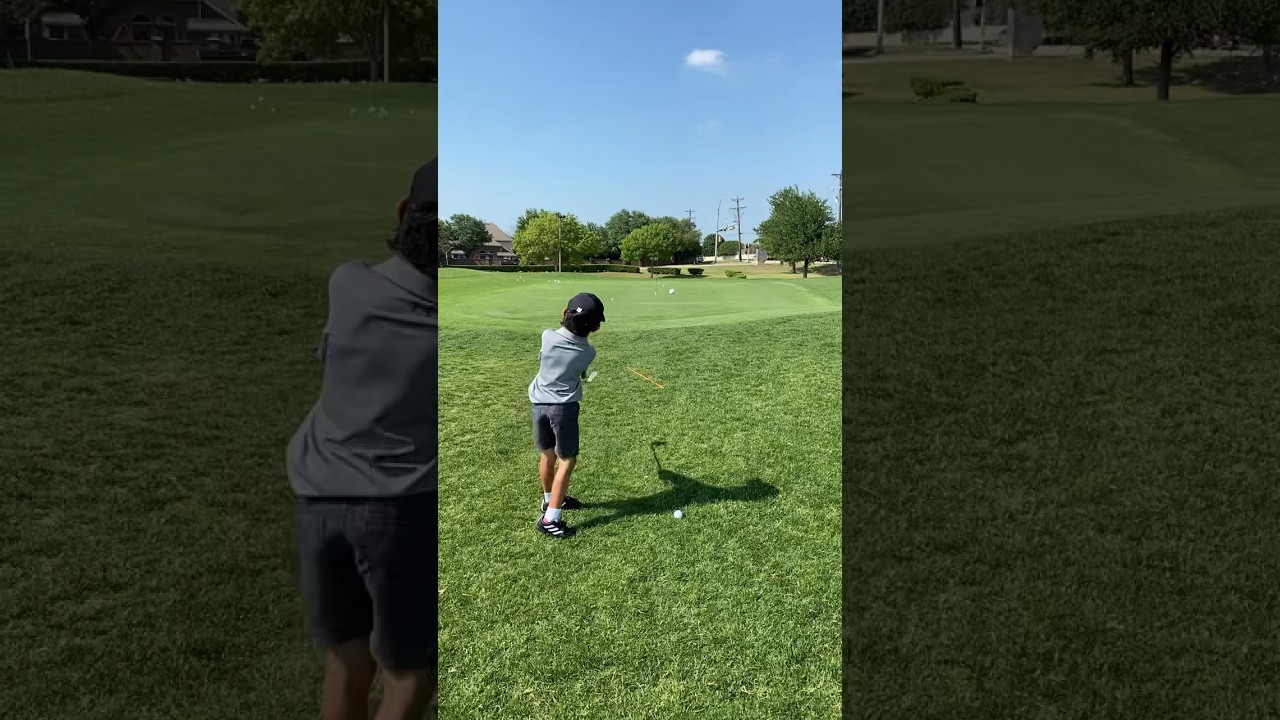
[566,293,606,324]
[409,158,436,208]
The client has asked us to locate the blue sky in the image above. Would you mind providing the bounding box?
[438,0,840,244]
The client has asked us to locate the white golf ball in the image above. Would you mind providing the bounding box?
[673,510,683,519]
[668,288,675,295]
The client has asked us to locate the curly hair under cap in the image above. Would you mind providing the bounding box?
[388,199,439,273]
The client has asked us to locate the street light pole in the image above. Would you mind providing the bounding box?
[556,212,565,273]
[832,172,842,223]
[714,198,723,263]
[876,0,886,54]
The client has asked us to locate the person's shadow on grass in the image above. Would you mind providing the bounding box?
[577,441,778,530]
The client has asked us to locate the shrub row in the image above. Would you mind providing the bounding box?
[648,267,681,276]
[8,59,437,83]
[910,76,979,103]
[459,264,641,274]
[725,270,748,278]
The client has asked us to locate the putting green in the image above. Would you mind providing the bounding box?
[442,267,840,331]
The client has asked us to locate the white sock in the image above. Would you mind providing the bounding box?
[544,492,552,504]
[544,507,562,523]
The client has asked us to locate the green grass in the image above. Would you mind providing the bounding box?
[0,70,435,719]
[845,55,1280,718]
[846,209,1280,719]
[847,61,1280,248]
[438,268,841,719]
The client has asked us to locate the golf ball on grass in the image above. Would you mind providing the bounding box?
[673,510,683,519]
[668,288,675,295]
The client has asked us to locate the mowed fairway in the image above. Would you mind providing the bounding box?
[438,269,841,719]
[0,71,435,719]
[846,56,1280,718]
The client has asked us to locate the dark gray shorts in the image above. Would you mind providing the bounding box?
[532,402,580,458]
[295,493,436,670]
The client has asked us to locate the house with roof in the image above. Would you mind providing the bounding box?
[448,223,519,266]
[4,0,251,62]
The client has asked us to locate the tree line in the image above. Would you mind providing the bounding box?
[843,0,1280,100]
[0,0,436,81]
[440,186,842,279]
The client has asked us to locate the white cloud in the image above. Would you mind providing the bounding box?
[684,49,727,73]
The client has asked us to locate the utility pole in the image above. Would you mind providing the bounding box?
[876,0,885,54]
[730,196,745,263]
[978,0,987,53]
[383,1,391,83]
[832,172,842,223]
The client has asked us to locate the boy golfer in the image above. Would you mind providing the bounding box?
[287,159,437,719]
[529,293,605,539]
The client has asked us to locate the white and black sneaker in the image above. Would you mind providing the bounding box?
[541,495,583,514]
[536,517,577,539]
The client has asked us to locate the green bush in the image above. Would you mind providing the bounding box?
[910,76,964,100]
[687,268,704,277]
[725,269,747,278]
[8,59,437,83]
[649,267,682,276]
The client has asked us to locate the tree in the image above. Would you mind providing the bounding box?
[584,222,608,258]
[844,0,877,33]
[884,0,951,32]
[1031,0,1150,86]
[620,223,679,270]
[0,0,49,60]
[716,240,741,257]
[822,221,843,272]
[603,209,654,261]
[240,0,434,81]
[514,207,550,238]
[447,213,489,259]
[701,233,725,256]
[653,216,701,261]
[1224,0,1280,79]
[438,219,455,263]
[513,211,594,267]
[754,186,834,279]
[1031,0,1226,100]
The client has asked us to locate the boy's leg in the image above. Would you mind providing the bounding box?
[533,405,558,502]
[548,456,577,511]
[297,498,379,720]
[546,402,580,513]
[376,663,436,720]
[539,450,556,495]
[351,494,437,719]
[323,640,378,720]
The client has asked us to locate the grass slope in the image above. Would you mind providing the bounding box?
[0,70,436,720]
[848,99,1280,248]
[439,269,841,719]
[844,54,1280,719]
[845,208,1280,719]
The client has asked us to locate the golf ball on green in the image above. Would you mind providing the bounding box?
[673,510,683,519]
[668,288,675,295]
